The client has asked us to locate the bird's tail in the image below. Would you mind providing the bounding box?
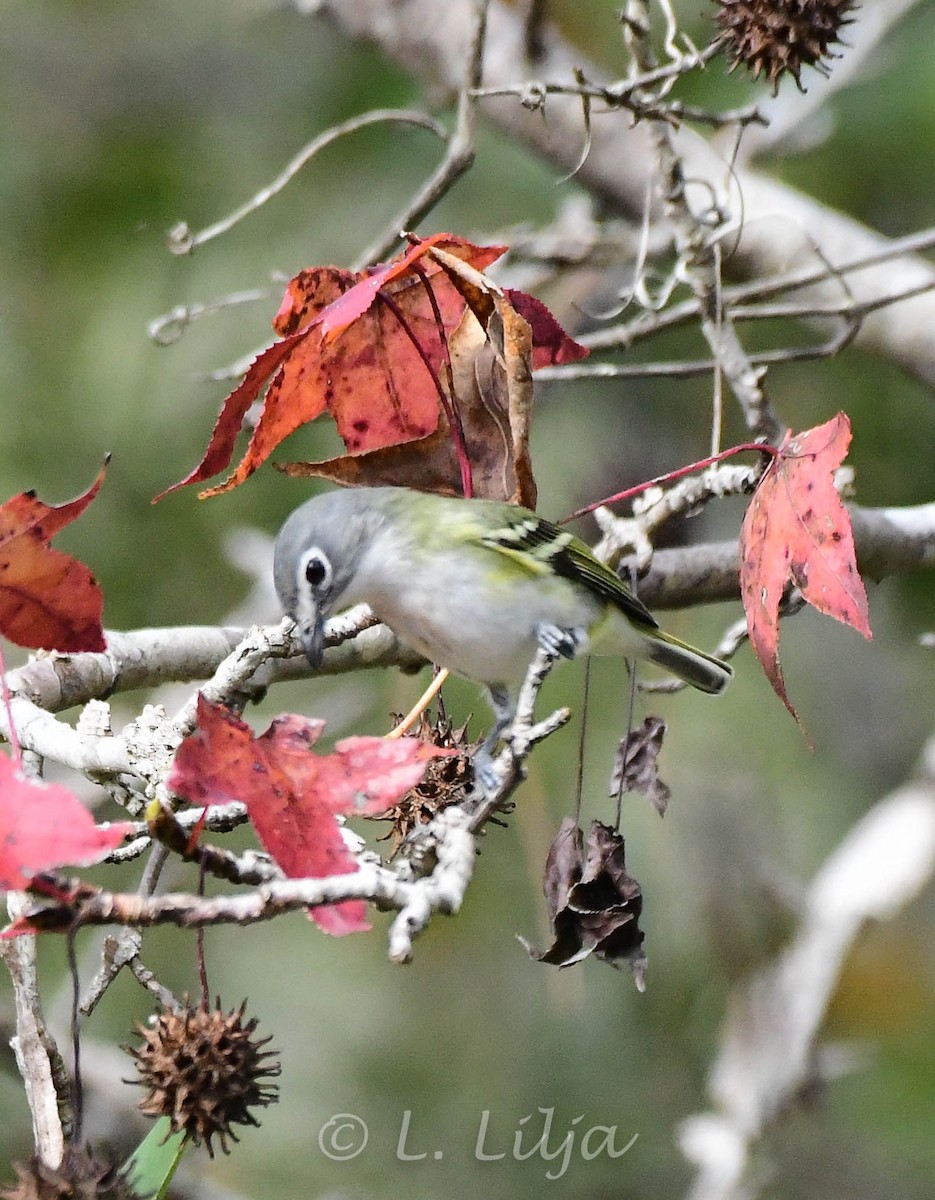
[645,630,732,695]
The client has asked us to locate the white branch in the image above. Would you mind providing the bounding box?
[0,616,414,776]
[679,744,935,1200]
[34,806,478,966]
[1,895,66,1167]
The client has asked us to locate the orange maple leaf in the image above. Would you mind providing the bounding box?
[740,412,871,722]
[155,234,588,503]
[155,235,506,501]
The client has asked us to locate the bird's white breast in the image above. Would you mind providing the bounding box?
[350,539,596,687]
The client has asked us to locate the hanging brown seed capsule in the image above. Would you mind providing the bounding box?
[126,998,281,1158]
[715,0,857,92]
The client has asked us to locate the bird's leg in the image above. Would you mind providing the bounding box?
[472,684,516,795]
[535,621,583,661]
[472,629,582,795]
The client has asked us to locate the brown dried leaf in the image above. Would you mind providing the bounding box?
[521,818,646,987]
[609,716,671,816]
[369,711,475,851]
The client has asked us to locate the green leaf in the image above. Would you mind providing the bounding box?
[122,1119,188,1200]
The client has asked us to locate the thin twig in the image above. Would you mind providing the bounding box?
[467,646,572,833]
[148,286,277,347]
[24,811,476,968]
[353,0,488,267]
[617,0,781,441]
[386,669,451,739]
[167,109,448,255]
[575,223,935,358]
[470,38,723,108]
[535,272,935,381]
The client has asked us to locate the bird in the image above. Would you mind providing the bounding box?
[273,487,731,785]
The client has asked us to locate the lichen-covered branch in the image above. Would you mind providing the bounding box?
[6,630,570,967]
[21,799,480,967]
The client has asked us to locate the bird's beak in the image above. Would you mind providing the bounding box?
[300,609,325,669]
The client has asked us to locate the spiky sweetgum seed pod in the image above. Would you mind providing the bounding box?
[374,711,475,849]
[1,1145,139,1200]
[126,999,281,1158]
[715,0,857,92]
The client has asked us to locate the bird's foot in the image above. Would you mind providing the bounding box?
[470,747,501,798]
[535,622,582,661]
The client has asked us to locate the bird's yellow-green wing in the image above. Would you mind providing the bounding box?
[479,510,659,631]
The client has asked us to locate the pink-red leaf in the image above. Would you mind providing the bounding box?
[168,697,453,935]
[0,754,131,892]
[0,464,108,652]
[311,232,499,342]
[740,412,871,721]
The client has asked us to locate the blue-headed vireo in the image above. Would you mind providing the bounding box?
[274,487,731,777]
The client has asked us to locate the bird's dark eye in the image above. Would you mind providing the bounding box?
[303,550,331,590]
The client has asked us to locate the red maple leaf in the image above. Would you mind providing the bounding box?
[0,754,131,894]
[504,290,589,368]
[0,462,108,652]
[155,235,589,502]
[740,412,871,720]
[168,696,454,935]
[155,235,507,500]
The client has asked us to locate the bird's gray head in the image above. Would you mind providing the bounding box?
[273,489,377,668]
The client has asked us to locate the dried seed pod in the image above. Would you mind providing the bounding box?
[126,998,280,1158]
[374,711,475,850]
[1,1145,138,1200]
[715,0,857,92]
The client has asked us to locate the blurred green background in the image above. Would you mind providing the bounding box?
[1,1,933,1197]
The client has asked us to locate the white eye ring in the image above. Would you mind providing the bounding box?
[300,547,332,591]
